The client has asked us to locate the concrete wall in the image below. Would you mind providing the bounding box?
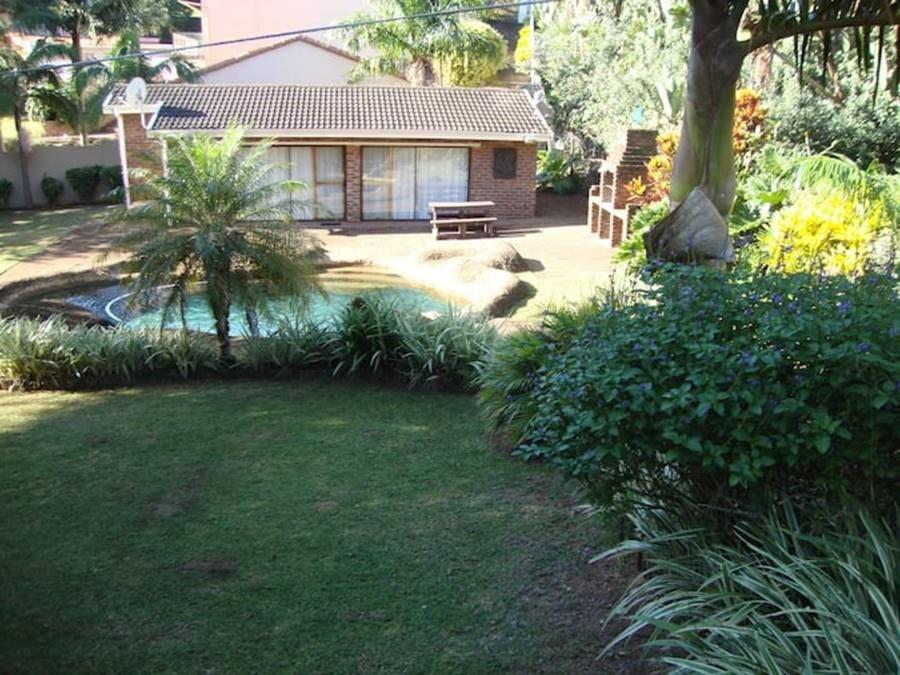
[202,0,370,65]
[200,38,405,86]
[0,141,120,209]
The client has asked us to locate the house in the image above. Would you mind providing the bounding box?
[196,34,406,86]
[103,83,552,221]
[201,0,369,66]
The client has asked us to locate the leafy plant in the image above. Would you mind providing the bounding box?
[40,175,64,206]
[760,191,883,274]
[601,503,900,674]
[482,266,899,516]
[536,148,582,194]
[0,316,218,390]
[100,165,123,189]
[65,165,101,203]
[613,199,668,269]
[434,19,508,86]
[0,178,13,210]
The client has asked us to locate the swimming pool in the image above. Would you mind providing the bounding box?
[77,267,456,336]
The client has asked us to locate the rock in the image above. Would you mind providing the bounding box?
[391,242,530,317]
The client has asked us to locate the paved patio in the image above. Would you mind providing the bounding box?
[0,196,618,319]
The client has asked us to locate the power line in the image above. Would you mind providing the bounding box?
[2,0,558,78]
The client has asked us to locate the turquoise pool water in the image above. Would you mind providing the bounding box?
[104,267,455,336]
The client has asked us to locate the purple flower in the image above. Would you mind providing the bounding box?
[639,382,652,394]
[857,341,871,353]
[771,293,783,305]
[633,342,643,351]
[837,301,852,316]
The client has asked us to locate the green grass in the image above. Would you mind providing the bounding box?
[0,205,110,275]
[0,380,613,673]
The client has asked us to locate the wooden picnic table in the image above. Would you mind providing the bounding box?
[429,201,497,240]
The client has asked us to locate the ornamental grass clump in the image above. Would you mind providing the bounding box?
[0,317,218,390]
[480,265,899,515]
[600,503,900,674]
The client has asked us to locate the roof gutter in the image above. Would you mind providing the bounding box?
[144,127,553,144]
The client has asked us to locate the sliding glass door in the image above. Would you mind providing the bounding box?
[362,147,469,220]
[255,145,345,220]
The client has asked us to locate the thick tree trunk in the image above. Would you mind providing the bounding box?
[14,104,33,209]
[645,0,747,265]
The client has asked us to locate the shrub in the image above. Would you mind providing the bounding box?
[536,148,582,194]
[65,165,102,203]
[326,295,495,390]
[435,19,507,86]
[100,165,123,189]
[759,191,883,275]
[0,178,13,210]
[601,503,900,674]
[40,176,65,206]
[481,266,899,514]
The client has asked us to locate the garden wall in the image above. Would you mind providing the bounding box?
[0,141,119,209]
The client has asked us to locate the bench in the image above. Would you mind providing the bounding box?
[429,201,497,240]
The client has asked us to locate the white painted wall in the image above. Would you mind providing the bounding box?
[202,0,371,65]
[200,39,405,86]
[0,142,120,208]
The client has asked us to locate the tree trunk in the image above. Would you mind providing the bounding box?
[72,27,87,146]
[245,306,260,338]
[407,58,436,86]
[644,0,747,264]
[208,269,234,364]
[14,104,33,209]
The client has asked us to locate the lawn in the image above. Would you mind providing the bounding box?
[0,205,110,275]
[0,380,630,673]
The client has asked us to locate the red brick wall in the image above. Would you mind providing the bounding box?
[468,142,537,218]
[121,114,162,173]
[117,126,539,220]
[345,145,361,222]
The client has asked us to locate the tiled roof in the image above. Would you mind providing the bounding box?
[105,84,552,140]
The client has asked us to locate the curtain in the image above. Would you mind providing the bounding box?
[414,148,468,219]
[289,146,313,220]
[314,146,345,219]
[362,146,468,220]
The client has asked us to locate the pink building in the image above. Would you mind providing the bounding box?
[201,0,371,66]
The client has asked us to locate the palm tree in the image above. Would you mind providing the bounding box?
[345,0,504,86]
[31,63,109,146]
[0,39,72,208]
[644,0,900,264]
[105,28,197,83]
[114,127,326,363]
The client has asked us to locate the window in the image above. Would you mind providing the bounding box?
[362,146,469,220]
[493,148,517,179]
[255,146,345,220]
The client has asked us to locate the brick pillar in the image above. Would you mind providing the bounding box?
[121,114,161,173]
[345,144,361,222]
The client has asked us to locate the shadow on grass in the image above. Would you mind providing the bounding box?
[0,379,648,674]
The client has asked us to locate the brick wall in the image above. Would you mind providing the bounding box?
[468,142,537,218]
[345,145,361,222]
[117,125,539,220]
[121,114,162,173]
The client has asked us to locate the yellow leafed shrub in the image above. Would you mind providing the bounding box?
[761,191,883,274]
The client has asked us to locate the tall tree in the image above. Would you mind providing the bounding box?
[345,0,505,86]
[114,128,325,363]
[0,39,71,208]
[645,0,900,264]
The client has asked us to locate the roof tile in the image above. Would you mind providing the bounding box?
[106,84,552,139]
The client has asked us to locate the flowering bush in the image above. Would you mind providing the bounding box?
[480,266,899,514]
